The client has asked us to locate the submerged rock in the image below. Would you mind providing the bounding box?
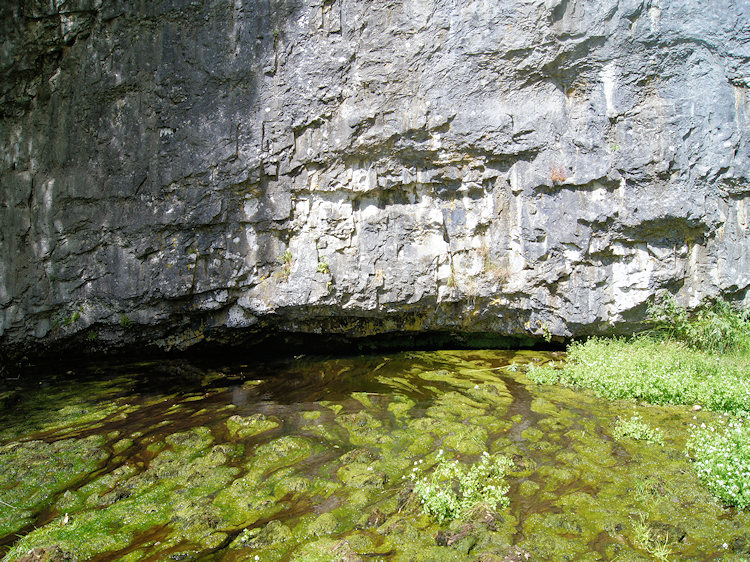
[16,546,77,562]
[226,413,279,439]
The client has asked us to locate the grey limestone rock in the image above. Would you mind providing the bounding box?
[1,0,748,353]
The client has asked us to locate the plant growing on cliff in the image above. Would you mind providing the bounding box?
[541,321,552,343]
[275,250,293,281]
[407,450,512,524]
[58,307,83,327]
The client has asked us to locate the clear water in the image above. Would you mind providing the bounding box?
[0,349,747,560]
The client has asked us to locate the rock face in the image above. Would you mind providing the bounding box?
[1,0,749,354]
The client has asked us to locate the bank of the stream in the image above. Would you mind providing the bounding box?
[1,346,747,561]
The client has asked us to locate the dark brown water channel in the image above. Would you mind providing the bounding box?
[0,350,747,560]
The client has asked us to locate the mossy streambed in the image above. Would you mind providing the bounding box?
[0,350,747,561]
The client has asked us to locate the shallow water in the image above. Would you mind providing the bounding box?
[0,349,748,560]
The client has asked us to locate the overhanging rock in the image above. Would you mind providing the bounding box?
[1,0,748,354]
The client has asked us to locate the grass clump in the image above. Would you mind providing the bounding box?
[613,414,664,445]
[631,512,674,560]
[408,450,512,524]
[687,417,750,509]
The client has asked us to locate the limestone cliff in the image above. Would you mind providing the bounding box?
[1,0,749,354]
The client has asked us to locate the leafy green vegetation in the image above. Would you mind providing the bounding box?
[687,417,750,509]
[528,336,750,413]
[408,450,512,524]
[530,297,750,509]
[649,296,750,354]
[613,414,664,445]
[529,299,749,414]
[63,310,81,326]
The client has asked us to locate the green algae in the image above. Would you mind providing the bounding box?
[2,349,750,560]
[225,413,279,439]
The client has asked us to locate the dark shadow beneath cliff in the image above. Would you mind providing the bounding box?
[1,329,565,385]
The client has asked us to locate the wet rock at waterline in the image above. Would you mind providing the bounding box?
[0,1,749,354]
[0,350,748,560]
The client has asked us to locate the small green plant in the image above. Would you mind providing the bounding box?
[274,250,293,281]
[633,476,666,505]
[687,417,750,509]
[613,414,664,445]
[631,513,674,560]
[649,533,673,561]
[62,309,82,327]
[317,260,330,274]
[119,315,132,329]
[632,513,652,547]
[407,450,512,524]
[541,321,552,343]
[87,331,97,341]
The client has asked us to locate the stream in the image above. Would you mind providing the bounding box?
[0,349,747,560]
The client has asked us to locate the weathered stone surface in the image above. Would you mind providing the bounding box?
[1,0,748,353]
